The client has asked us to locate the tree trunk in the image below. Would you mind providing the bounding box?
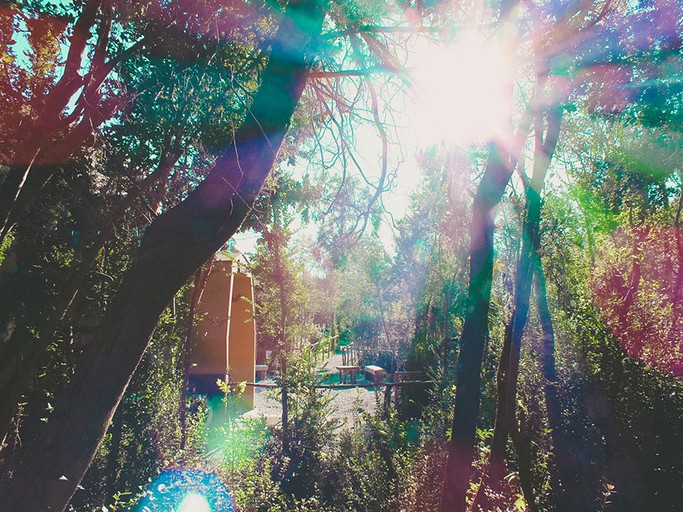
[264,194,293,457]
[471,178,540,512]
[535,257,578,511]
[281,385,290,457]
[440,1,524,505]
[440,143,512,512]
[272,227,291,456]
[489,185,539,465]
[470,103,561,511]
[509,414,539,512]
[0,3,325,510]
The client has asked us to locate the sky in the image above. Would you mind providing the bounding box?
[234,28,517,257]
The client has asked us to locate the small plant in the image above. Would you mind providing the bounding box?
[600,481,616,512]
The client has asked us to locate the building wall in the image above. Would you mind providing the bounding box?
[191,260,232,377]
[189,256,256,409]
[228,271,256,408]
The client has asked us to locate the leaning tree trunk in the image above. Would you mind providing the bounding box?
[0,2,325,510]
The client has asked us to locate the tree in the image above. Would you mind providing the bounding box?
[478,98,562,510]
[0,0,267,445]
[441,0,683,507]
[440,1,520,506]
[0,1,326,509]
[0,0,143,242]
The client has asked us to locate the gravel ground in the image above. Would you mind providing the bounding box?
[243,353,381,427]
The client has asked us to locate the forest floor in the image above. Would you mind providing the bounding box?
[244,352,380,426]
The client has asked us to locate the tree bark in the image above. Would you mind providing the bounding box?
[0,2,325,510]
[440,143,512,512]
[534,255,588,512]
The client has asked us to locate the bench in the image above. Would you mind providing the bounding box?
[364,365,386,383]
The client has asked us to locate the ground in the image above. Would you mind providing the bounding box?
[244,352,380,426]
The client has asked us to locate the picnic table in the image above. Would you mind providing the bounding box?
[336,365,361,384]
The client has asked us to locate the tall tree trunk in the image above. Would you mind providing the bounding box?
[509,415,538,512]
[471,102,561,511]
[440,143,513,512]
[281,384,290,457]
[271,226,291,456]
[534,256,588,512]
[488,184,539,468]
[471,181,539,512]
[440,2,522,506]
[0,3,325,510]
[264,191,293,458]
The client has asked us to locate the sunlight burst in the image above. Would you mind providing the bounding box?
[411,34,514,148]
[177,492,212,512]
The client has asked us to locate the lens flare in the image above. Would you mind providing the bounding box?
[134,468,235,512]
[178,493,211,512]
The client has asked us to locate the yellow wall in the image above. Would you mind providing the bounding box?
[191,259,232,376]
[190,256,256,409]
[228,272,256,408]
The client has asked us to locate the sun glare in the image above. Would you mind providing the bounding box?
[177,492,212,512]
[411,34,514,148]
